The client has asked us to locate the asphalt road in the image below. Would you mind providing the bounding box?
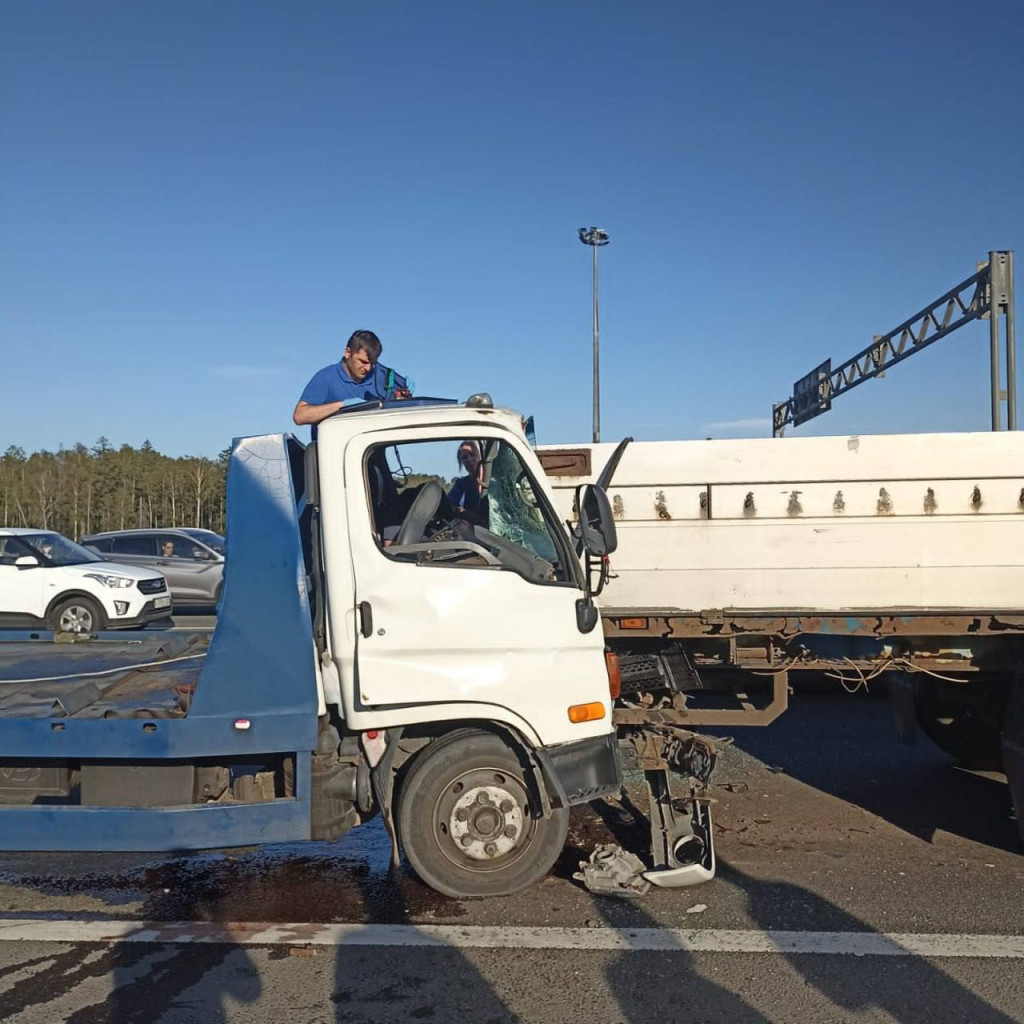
[152,610,217,631]
[0,685,1021,1023]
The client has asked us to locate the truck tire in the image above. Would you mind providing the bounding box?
[48,595,105,634]
[914,675,1007,771]
[396,730,568,898]
[1002,676,1024,844]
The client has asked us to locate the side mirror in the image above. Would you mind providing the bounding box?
[575,597,599,633]
[574,484,618,557]
[15,555,39,569]
[194,548,213,561]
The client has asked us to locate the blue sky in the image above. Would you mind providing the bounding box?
[2,1,1022,456]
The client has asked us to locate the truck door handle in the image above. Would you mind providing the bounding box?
[359,601,373,638]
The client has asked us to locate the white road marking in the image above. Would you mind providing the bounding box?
[0,921,1021,958]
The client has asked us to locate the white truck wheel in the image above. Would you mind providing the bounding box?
[397,730,568,898]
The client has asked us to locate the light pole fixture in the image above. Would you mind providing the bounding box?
[579,226,610,443]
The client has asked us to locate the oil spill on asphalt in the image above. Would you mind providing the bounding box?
[0,818,468,924]
[0,795,660,927]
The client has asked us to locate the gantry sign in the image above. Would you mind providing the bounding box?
[772,251,1016,436]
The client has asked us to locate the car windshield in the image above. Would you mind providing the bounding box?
[21,532,102,566]
[181,529,225,554]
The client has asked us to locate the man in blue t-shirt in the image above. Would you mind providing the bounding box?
[293,330,410,439]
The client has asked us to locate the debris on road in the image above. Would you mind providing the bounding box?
[574,844,651,898]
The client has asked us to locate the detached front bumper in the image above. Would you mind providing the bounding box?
[536,732,621,807]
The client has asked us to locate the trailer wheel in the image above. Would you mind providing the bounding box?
[914,675,1007,771]
[49,595,105,634]
[396,730,568,898]
[1003,676,1024,845]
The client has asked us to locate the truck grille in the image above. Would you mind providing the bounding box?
[138,578,167,595]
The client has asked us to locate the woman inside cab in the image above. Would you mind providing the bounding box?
[447,440,489,527]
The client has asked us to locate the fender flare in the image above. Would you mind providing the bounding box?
[393,720,561,819]
[44,589,106,622]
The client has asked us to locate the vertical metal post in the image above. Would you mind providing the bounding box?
[990,253,1001,431]
[1005,251,1016,430]
[592,243,600,444]
[579,227,609,442]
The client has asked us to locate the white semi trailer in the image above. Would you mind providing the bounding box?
[538,430,1024,840]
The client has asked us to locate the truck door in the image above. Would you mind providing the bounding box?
[342,430,610,738]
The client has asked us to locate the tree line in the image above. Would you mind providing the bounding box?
[0,439,229,540]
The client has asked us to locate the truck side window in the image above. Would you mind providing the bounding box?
[111,535,157,556]
[364,438,571,585]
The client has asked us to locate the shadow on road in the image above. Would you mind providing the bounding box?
[721,861,1021,1023]
[0,865,261,1024]
[583,797,771,1024]
[331,857,520,1024]
[716,690,1019,852]
[587,794,1019,1024]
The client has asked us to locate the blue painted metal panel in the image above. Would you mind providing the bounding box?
[0,728,314,851]
[0,713,315,759]
[188,433,319,736]
[0,435,321,850]
[0,799,311,851]
[0,434,319,761]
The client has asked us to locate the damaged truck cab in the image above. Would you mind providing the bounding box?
[309,396,622,896]
[0,397,715,898]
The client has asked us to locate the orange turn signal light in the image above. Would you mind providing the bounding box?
[568,701,606,724]
[619,617,649,630]
[605,652,622,701]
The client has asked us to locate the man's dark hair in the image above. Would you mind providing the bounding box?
[345,330,382,361]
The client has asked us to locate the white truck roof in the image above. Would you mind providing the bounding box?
[315,397,530,443]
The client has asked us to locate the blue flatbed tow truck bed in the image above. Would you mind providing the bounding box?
[0,434,321,852]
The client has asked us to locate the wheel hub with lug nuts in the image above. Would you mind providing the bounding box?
[59,607,93,632]
[449,785,524,860]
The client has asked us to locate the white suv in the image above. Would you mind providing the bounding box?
[0,528,172,632]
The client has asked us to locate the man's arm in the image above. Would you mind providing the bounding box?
[292,399,345,426]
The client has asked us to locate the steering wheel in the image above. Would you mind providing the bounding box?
[395,480,444,547]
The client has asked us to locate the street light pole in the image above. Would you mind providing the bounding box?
[579,227,610,444]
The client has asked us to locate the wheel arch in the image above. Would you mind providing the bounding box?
[394,720,560,818]
[45,589,106,622]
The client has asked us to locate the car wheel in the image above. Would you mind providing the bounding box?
[49,595,106,634]
[396,730,569,898]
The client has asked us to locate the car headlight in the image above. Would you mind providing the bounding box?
[84,573,135,589]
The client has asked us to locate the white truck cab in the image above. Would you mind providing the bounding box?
[316,399,612,746]
[307,396,624,896]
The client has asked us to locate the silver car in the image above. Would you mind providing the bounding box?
[81,529,225,607]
